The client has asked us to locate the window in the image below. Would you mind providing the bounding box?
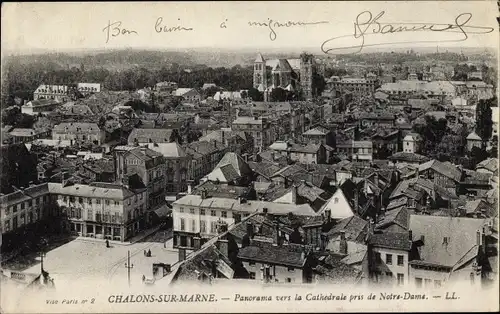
[249,272,256,279]
[189,208,195,215]
[190,219,196,232]
[28,200,33,207]
[397,255,404,266]
[286,278,292,283]
[470,272,475,284]
[78,197,83,204]
[21,203,25,210]
[415,277,423,288]
[200,209,205,215]
[386,272,392,278]
[87,209,93,220]
[200,220,206,233]
[424,279,432,287]
[434,280,441,288]
[105,200,110,206]
[96,199,101,205]
[114,201,119,206]
[211,210,216,217]
[210,221,217,233]
[288,267,295,272]
[334,197,339,204]
[179,207,184,213]
[249,261,255,266]
[221,211,227,218]
[386,254,392,265]
[397,273,404,286]
[35,198,40,205]
[5,220,11,231]
[88,198,92,205]
[180,218,185,231]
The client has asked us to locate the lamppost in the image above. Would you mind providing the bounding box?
[124,250,134,286]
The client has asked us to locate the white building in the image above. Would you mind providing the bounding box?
[402,133,422,153]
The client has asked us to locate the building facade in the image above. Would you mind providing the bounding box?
[52,122,105,146]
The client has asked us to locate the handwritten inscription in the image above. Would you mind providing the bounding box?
[155,17,194,33]
[103,21,138,43]
[248,18,329,41]
[321,11,495,54]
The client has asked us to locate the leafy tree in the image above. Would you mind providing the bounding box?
[270,87,288,102]
[203,86,220,98]
[476,97,494,141]
[169,129,183,144]
[247,87,263,101]
[412,116,449,157]
[470,146,488,167]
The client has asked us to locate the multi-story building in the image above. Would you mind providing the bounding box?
[127,128,176,146]
[172,193,317,249]
[402,133,422,154]
[8,128,50,144]
[114,145,166,210]
[268,140,327,164]
[184,140,229,183]
[145,142,191,195]
[21,99,60,116]
[408,215,489,288]
[77,83,101,96]
[33,84,70,102]
[326,75,379,96]
[49,182,147,241]
[174,88,201,102]
[52,122,105,146]
[0,183,60,239]
[378,80,457,99]
[335,140,373,161]
[232,116,274,151]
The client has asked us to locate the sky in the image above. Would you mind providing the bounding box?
[1,1,499,55]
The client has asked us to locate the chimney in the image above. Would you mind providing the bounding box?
[193,237,201,251]
[481,227,486,255]
[476,229,481,246]
[339,230,348,255]
[324,209,331,224]
[291,185,298,204]
[216,239,229,258]
[200,189,207,199]
[178,248,186,262]
[273,222,282,247]
[246,222,254,239]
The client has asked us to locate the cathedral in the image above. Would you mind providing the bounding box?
[253,53,316,101]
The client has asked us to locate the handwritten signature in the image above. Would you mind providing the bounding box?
[103,21,138,43]
[321,11,495,54]
[248,18,329,41]
[155,17,194,33]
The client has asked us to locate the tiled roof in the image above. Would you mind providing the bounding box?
[418,159,462,182]
[476,158,498,173]
[174,195,317,216]
[128,128,174,144]
[146,142,187,158]
[369,232,411,251]
[327,216,368,243]
[388,152,430,163]
[248,162,281,179]
[409,215,487,267]
[376,207,409,231]
[238,240,308,268]
[53,122,101,133]
[46,182,138,200]
[314,254,362,284]
[214,152,252,177]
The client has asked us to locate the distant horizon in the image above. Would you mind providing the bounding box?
[3,45,497,57]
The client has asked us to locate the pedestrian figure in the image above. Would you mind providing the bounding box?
[106,240,110,248]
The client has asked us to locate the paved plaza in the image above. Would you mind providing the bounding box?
[20,236,179,285]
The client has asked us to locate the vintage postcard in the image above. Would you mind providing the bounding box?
[1,1,499,313]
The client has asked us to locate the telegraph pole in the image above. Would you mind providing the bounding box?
[124,250,134,286]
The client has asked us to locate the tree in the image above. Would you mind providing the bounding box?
[169,129,183,144]
[247,87,263,101]
[413,116,449,157]
[270,87,288,102]
[470,146,488,167]
[476,97,494,141]
[203,86,220,98]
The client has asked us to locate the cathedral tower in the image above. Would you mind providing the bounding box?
[299,53,314,100]
[253,53,267,91]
